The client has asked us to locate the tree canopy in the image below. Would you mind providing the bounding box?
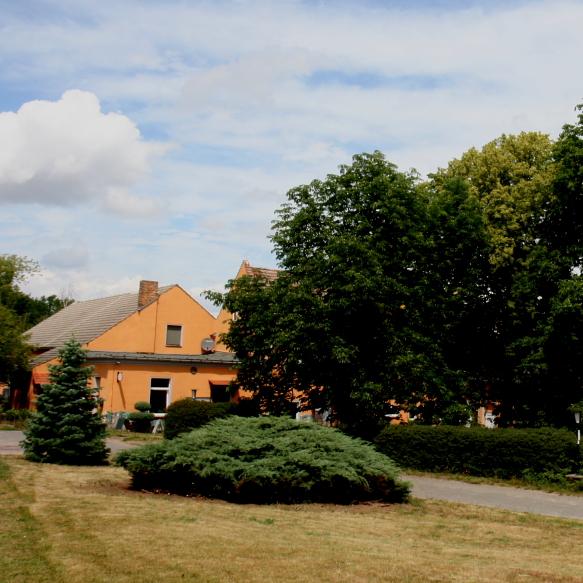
[215,105,583,431]
[213,154,494,433]
[0,254,73,388]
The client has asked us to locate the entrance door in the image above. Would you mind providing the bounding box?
[149,378,170,413]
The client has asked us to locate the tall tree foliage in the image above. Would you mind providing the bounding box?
[215,106,583,430]
[22,338,108,464]
[428,132,563,425]
[215,153,488,433]
[536,104,583,423]
[0,254,73,389]
[0,304,29,385]
[545,104,583,266]
[0,254,73,329]
[0,255,35,385]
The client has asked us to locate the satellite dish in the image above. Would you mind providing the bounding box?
[201,337,216,353]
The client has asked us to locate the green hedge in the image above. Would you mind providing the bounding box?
[0,409,33,422]
[375,425,581,479]
[125,412,155,433]
[163,398,238,439]
[117,416,410,504]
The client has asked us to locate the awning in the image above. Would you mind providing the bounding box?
[209,379,231,386]
[32,371,50,385]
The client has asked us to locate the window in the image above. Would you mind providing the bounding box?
[210,383,231,403]
[166,325,182,347]
[150,378,171,413]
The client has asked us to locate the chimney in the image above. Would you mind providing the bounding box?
[138,280,158,308]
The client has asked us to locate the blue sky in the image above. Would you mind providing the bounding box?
[1,0,582,309]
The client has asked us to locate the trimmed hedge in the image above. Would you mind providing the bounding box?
[163,398,237,439]
[117,416,410,504]
[375,425,581,478]
[125,411,155,433]
[0,409,33,422]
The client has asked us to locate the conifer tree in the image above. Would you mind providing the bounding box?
[23,338,109,464]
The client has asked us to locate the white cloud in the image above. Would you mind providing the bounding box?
[42,246,89,269]
[103,188,163,218]
[3,0,583,304]
[0,90,169,209]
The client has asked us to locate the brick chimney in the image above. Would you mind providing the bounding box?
[138,280,158,308]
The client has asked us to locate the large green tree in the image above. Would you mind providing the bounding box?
[428,132,564,425]
[0,255,35,385]
[214,108,583,430]
[0,304,29,385]
[536,104,583,422]
[0,254,73,389]
[22,338,108,465]
[0,254,72,329]
[215,153,486,433]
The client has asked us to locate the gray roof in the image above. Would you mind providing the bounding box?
[85,350,238,366]
[27,286,173,365]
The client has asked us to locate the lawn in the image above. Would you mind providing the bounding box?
[2,456,583,583]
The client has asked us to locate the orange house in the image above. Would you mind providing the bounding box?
[19,280,238,413]
[215,260,279,329]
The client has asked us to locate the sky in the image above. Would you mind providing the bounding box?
[1,0,582,312]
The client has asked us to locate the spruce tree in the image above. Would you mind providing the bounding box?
[23,338,109,464]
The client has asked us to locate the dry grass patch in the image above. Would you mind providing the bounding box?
[2,456,583,582]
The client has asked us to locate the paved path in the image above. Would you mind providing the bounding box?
[0,430,23,455]
[403,474,583,521]
[0,430,135,456]
[3,431,583,520]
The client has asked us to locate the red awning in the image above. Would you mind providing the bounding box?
[209,379,231,386]
[32,371,50,385]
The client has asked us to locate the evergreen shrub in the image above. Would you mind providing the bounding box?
[134,401,152,412]
[126,401,154,432]
[375,425,581,478]
[22,339,109,465]
[0,408,33,422]
[126,412,155,433]
[163,398,238,439]
[117,416,410,504]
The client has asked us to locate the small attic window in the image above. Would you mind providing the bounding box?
[166,325,182,347]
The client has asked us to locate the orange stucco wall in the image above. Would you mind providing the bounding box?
[96,362,236,412]
[215,262,248,347]
[27,284,239,411]
[29,359,236,412]
[88,286,219,354]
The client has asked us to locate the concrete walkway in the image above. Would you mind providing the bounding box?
[0,430,135,456]
[3,430,583,520]
[404,474,583,521]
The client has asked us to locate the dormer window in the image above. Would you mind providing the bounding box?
[166,325,182,347]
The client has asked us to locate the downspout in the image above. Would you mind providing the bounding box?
[152,298,159,352]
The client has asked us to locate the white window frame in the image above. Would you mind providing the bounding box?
[149,377,172,412]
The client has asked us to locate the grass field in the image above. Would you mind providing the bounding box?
[2,456,583,583]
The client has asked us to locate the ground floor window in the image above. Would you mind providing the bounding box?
[210,383,231,403]
[150,378,170,413]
